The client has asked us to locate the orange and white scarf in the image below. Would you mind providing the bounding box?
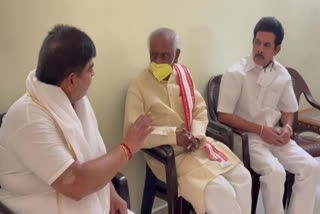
[174,64,230,168]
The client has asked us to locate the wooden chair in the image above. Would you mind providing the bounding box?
[141,121,234,214]
[207,67,320,213]
[0,112,130,213]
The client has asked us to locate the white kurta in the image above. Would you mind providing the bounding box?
[0,71,110,214]
[218,55,298,126]
[218,55,320,214]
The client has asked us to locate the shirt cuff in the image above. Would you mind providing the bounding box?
[168,127,177,144]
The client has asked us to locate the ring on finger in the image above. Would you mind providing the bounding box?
[186,144,192,150]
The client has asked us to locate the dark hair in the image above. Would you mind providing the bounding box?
[36,24,96,86]
[253,17,284,48]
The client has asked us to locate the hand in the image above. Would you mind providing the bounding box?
[124,113,153,154]
[188,137,201,152]
[176,129,200,152]
[261,126,285,146]
[279,127,291,145]
[110,187,127,214]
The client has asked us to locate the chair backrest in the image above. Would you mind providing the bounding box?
[207,74,223,121]
[0,113,5,127]
[286,67,313,129]
[286,67,312,104]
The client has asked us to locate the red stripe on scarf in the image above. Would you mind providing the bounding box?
[175,65,192,131]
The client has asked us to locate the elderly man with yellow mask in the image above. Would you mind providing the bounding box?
[123,28,252,214]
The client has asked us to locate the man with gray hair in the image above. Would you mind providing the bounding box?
[124,28,251,214]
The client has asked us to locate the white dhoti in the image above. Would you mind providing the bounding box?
[205,164,252,214]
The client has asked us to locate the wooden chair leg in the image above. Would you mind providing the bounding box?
[182,198,194,214]
[251,170,260,214]
[141,165,157,214]
[166,186,180,214]
[167,197,177,214]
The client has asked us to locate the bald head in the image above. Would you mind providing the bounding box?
[148,28,181,65]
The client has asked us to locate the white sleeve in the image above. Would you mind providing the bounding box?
[10,114,74,185]
[278,79,299,113]
[217,70,243,114]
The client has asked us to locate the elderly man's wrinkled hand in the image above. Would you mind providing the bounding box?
[176,129,200,152]
[189,137,200,152]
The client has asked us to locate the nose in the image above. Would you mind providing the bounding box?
[256,44,264,53]
[153,56,165,64]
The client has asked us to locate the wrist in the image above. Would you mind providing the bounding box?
[120,143,133,160]
[285,124,293,136]
[259,125,264,137]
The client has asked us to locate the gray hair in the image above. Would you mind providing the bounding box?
[148,27,180,51]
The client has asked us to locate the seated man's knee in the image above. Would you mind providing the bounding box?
[262,163,286,183]
[238,165,252,182]
[297,156,320,181]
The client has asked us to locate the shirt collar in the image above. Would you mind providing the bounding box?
[245,54,275,73]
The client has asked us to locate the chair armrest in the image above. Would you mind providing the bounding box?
[211,120,251,168]
[142,145,175,165]
[112,172,130,209]
[229,128,250,168]
[304,91,320,110]
[207,120,234,150]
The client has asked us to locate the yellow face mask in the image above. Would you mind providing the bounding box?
[150,62,173,82]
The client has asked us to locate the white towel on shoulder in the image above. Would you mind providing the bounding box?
[26,70,110,214]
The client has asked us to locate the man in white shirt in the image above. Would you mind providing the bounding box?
[218,16,320,214]
[0,24,153,214]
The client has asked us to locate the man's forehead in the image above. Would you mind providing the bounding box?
[256,31,276,41]
[85,58,94,68]
[150,36,174,50]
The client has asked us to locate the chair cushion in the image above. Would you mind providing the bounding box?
[293,134,320,157]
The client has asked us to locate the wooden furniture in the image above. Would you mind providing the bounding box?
[297,107,320,133]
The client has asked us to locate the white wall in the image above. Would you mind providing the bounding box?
[1,0,320,212]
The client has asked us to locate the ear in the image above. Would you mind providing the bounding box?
[60,72,77,95]
[274,45,281,56]
[174,48,181,64]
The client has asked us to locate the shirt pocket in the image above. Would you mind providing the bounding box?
[263,90,280,109]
